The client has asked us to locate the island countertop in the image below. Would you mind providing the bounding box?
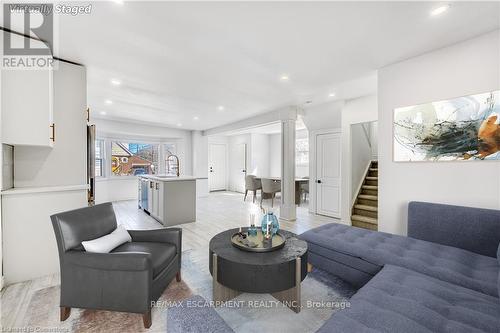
[138,174,202,182]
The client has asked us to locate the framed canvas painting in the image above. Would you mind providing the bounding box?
[393,90,500,162]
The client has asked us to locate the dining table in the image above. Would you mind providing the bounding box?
[255,177,309,205]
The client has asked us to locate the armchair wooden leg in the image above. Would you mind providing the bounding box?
[244,190,248,201]
[60,307,71,321]
[143,310,152,329]
[176,270,181,282]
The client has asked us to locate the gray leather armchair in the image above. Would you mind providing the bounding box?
[51,202,181,328]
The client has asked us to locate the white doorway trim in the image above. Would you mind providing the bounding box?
[208,143,228,191]
[309,128,342,218]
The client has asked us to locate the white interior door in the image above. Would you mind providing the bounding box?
[316,132,341,218]
[209,143,227,191]
[232,143,247,193]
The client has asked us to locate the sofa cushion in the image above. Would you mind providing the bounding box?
[300,223,499,296]
[318,265,500,333]
[497,243,500,299]
[111,241,176,277]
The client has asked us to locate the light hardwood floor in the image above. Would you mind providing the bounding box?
[1,191,338,330]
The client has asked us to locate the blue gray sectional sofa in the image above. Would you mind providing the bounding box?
[300,201,500,333]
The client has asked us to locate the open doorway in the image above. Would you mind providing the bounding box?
[350,121,378,230]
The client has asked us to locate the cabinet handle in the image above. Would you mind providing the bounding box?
[50,123,55,142]
[86,107,90,122]
[155,183,159,190]
[150,182,153,189]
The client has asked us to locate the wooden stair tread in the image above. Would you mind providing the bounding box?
[365,177,378,180]
[351,215,378,225]
[358,194,377,200]
[369,168,378,171]
[362,185,378,190]
[354,204,378,212]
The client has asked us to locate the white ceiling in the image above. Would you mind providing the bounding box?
[4,1,499,130]
[222,118,307,136]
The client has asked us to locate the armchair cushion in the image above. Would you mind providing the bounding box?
[65,250,152,272]
[128,228,182,254]
[111,242,176,277]
[82,225,131,253]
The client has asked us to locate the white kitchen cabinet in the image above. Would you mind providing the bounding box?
[1,64,55,147]
[151,181,164,222]
[139,176,196,226]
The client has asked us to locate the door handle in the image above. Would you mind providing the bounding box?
[242,169,246,173]
[316,180,322,184]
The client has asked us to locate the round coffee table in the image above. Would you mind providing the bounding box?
[209,228,308,313]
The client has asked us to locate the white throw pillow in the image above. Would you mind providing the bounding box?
[81,225,132,253]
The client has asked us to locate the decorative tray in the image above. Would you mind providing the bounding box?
[231,229,286,253]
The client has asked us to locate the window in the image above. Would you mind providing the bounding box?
[95,139,105,177]
[164,143,177,175]
[296,138,309,165]
[111,142,159,176]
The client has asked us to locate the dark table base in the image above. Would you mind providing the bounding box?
[211,253,303,313]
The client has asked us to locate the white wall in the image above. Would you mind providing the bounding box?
[302,100,343,131]
[340,95,378,222]
[94,118,193,203]
[250,134,269,178]
[351,123,374,203]
[269,133,281,177]
[370,121,378,159]
[378,30,500,235]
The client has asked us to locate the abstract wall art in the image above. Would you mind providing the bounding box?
[393,90,500,161]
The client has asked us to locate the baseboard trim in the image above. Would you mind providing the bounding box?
[0,276,4,291]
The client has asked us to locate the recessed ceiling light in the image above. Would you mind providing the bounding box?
[110,79,121,86]
[177,123,182,127]
[280,75,289,81]
[100,111,107,116]
[329,93,336,97]
[217,106,225,111]
[193,116,199,120]
[430,5,450,16]
[105,99,113,105]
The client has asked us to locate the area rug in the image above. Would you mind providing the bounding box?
[181,249,356,333]
[25,279,193,333]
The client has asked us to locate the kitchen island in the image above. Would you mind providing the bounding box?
[138,175,196,226]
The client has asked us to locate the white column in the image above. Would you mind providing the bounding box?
[280,118,296,221]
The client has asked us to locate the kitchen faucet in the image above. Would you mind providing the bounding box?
[167,154,180,177]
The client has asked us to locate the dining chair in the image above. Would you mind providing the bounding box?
[244,175,262,203]
[300,177,309,204]
[260,178,281,207]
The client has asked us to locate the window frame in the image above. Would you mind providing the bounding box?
[295,137,309,166]
[95,139,105,178]
[110,141,160,177]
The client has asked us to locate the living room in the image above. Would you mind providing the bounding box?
[1,2,499,333]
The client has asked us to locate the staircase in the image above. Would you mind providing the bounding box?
[351,160,378,230]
